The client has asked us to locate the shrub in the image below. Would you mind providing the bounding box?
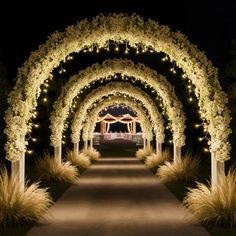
[157,152,200,182]
[36,152,79,184]
[136,148,153,161]
[0,168,52,226]
[82,148,101,161]
[184,168,236,227]
[145,148,170,169]
[66,149,91,169]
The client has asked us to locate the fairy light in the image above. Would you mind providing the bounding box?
[189,97,193,102]
[32,138,37,142]
[115,46,119,51]
[203,148,209,152]
[34,124,39,128]
[194,124,201,128]
[182,73,187,79]
[43,97,47,102]
[27,150,33,154]
[198,137,204,141]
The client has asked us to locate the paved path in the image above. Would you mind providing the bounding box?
[27,157,210,236]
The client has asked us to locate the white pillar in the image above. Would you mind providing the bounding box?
[11,152,25,191]
[84,140,88,150]
[143,138,146,149]
[147,139,151,150]
[156,140,162,155]
[54,144,62,162]
[90,139,93,149]
[73,142,79,156]
[211,152,225,186]
[174,143,181,162]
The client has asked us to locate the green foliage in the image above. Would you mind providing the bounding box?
[0,168,52,226]
[184,168,236,227]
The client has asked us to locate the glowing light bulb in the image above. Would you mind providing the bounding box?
[32,138,37,142]
[96,48,99,53]
[198,137,203,141]
[195,124,200,128]
[43,89,47,93]
[27,150,33,154]
[34,124,39,128]
[203,148,209,152]
[115,46,119,51]
[189,97,193,102]
[43,98,47,102]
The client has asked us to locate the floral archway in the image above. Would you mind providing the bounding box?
[5,13,231,188]
[51,81,168,161]
[71,95,159,154]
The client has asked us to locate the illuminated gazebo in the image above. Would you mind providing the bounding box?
[97,113,139,134]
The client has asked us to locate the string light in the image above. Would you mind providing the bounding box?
[27,150,33,154]
[43,98,47,102]
[198,137,204,141]
[34,124,39,128]
[189,97,193,102]
[203,148,209,152]
[32,138,37,142]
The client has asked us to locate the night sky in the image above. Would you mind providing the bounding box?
[0,0,236,77]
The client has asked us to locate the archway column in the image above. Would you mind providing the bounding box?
[54,144,62,162]
[143,138,146,149]
[73,142,79,156]
[174,143,181,162]
[147,139,151,150]
[84,140,88,150]
[211,152,225,186]
[11,152,25,191]
[156,139,162,155]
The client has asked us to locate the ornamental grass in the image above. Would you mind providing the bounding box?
[36,152,79,184]
[136,148,153,161]
[82,148,101,161]
[145,148,170,169]
[0,168,52,226]
[184,168,236,227]
[156,152,200,183]
[66,149,91,169]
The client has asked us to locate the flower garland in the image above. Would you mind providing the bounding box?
[5,13,230,161]
[67,81,170,145]
[72,95,157,143]
[50,60,185,148]
[69,82,166,144]
[82,98,153,142]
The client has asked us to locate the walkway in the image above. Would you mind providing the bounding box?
[27,157,210,236]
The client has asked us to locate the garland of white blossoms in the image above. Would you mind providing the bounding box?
[5,13,231,161]
[82,97,153,141]
[70,83,166,144]
[50,59,185,149]
[72,95,157,143]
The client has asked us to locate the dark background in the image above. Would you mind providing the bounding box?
[0,0,236,75]
[0,0,235,169]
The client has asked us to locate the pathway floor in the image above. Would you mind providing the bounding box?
[27,157,210,236]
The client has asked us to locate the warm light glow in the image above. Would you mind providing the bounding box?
[198,137,203,141]
[27,150,33,154]
[32,138,37,142]
[43,98,47,102]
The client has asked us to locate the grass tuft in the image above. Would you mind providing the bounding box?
[145,148,170,169]
[82,148,101,161]
[184,168,236,227]
[0,168,52,226]
[136,148,153,161]
[66,149,91,169]
[157,152,200,183]
[36,152,79,184]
